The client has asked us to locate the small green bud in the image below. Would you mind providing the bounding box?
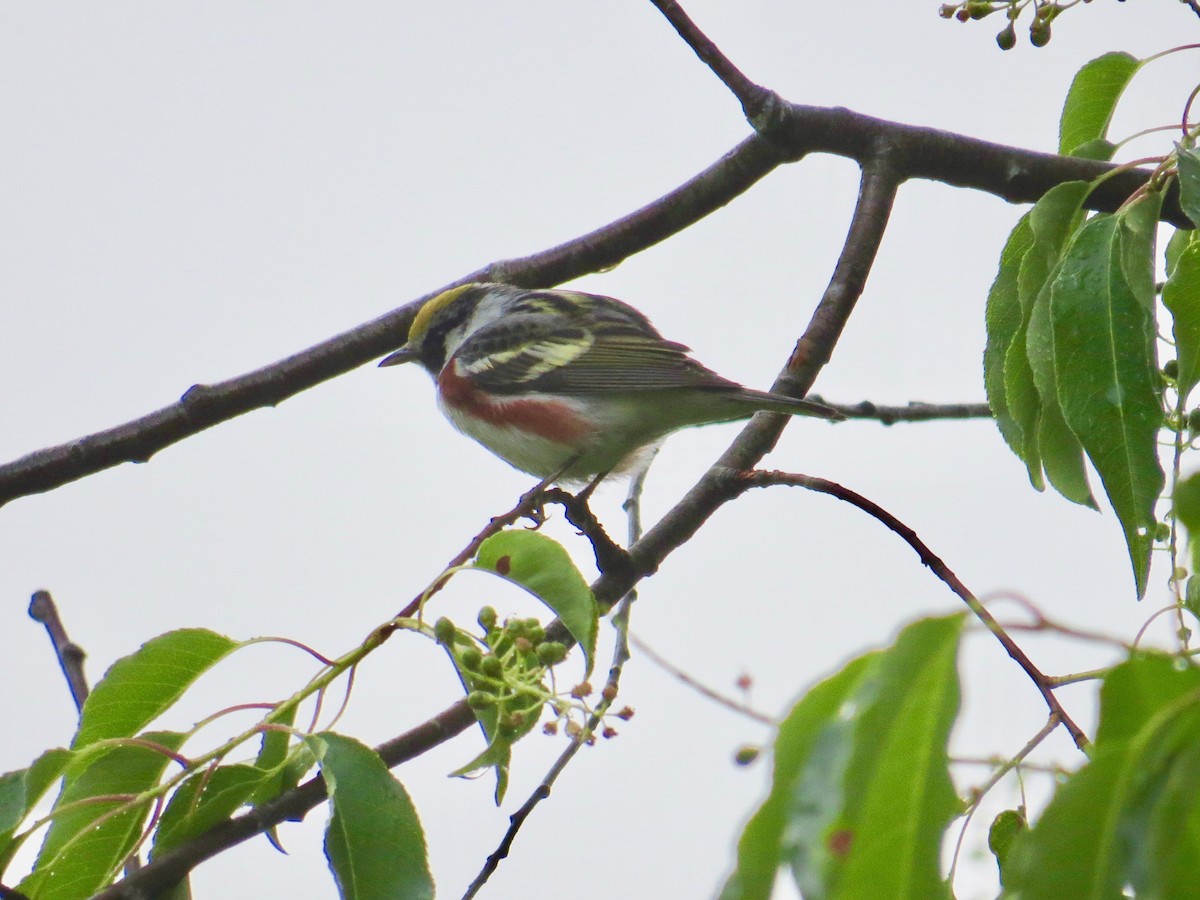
[734,746,761,766]
[1164,359,1180,379]
[467,690,494,710]
[481,655,503,678]
[458,647,483,671]
[1029,19,1051,46]
[504,618,526,638]
[996,23,1016,49]
[1188,408,1200,431]
[514,636,534,654]
[938,3,957,18]
[526,624,546,645]
[536,642,568,666]
[477,606,497,630]
[433,617,457,646]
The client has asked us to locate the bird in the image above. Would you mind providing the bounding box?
[379,283,843,485]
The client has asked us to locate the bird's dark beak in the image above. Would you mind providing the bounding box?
[378,346,418,367]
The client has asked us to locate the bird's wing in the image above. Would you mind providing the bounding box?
[454,314,739,396]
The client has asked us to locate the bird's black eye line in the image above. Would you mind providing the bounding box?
[421,290,477,371]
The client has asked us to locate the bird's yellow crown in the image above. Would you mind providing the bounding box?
[407,283,478,344]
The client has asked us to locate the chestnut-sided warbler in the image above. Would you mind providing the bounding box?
[380,283,842,483]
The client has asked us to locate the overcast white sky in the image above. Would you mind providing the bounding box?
[1,3,1196,899]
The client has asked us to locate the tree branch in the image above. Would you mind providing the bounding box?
[0,106,1184,508]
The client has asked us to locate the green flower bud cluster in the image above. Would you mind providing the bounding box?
[434,607,573,749]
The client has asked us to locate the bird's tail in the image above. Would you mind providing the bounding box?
[739,389,845,421]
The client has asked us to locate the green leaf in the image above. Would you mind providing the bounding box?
[1050,211,1165,597]
[249,703,306,806]
[153,765,267,857]
[1069,138,1118,163]
[1174,472,1200,579]
[1005,655,1200,899]
[1094,652,1200,747]
[718,654,879,900]
[832,615,963,900]
[1177,146,1200,229]
[475,530,598,677]
[1163,234,1200,403]
[313,733,434,900]
[73,629,238,748]
[1022,181,1096,507]
[720,615,963,900]
[988,809,1027,887]
[1125,730,1200,899]
[1058,52,1140,156]
[1003,309,1045,490]
[0,749,74,876]
[20,732,185,900]
[985,215,1039,483]
[1003,746,1130,899]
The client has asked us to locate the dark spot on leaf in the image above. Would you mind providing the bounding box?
[495,555,511,576]
[827,828,854,858]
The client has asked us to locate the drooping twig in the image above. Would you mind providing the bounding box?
[28,590,89,713]
[729,468,1089,751]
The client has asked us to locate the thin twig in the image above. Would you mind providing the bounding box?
[394,471,562,621]
[28,590,89,713]
[730,469,1090,751]
[646,0,773,120]
[947,713,1059,888]
[818,399,992,424]
[628,633,775,725]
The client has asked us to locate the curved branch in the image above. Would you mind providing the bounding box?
[732,468,1089,751]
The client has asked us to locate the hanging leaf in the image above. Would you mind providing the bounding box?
[1163,231,1200,404]
[985,216,1038,480]
[1050,207,1164,597]
[314,733,434,900]
[1022,181,1096,507]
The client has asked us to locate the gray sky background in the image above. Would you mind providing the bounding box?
[2,3,1195,898]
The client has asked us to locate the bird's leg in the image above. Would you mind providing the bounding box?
[574,467,613,507]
